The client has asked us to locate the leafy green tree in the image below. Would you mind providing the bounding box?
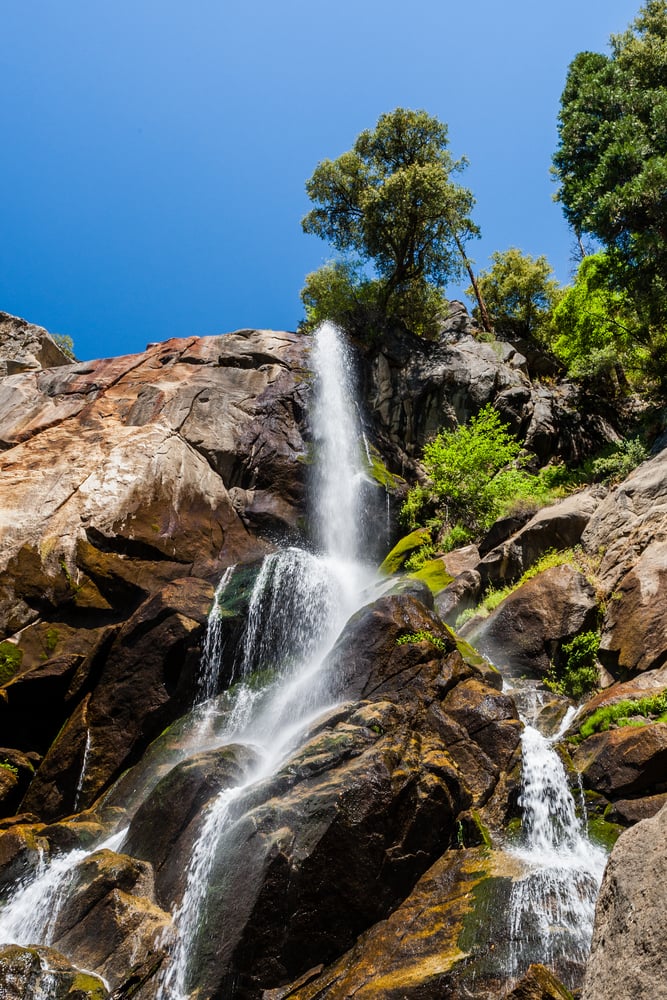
[468,248,563,341]
[550,252,648,385]
[301,108,481,338]
[553,1,667,334]
[402,404,538,536]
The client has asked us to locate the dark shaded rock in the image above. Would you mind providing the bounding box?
[0,943,108,999]
[574,723,667,798]
[262,847,526,1000]
[434,569,481,625]
[479,510,534,558]
[582,802,667,1000]
[123,743,259,906]
[465,564,598,678]
[21,578,214,820]
[478,491,601,589]
[606,792,667,825]
[0,821,46,897]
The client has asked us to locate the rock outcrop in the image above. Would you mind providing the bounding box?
[582,801,667,1000]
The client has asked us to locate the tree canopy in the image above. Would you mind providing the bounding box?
[301,108,480,338]
[467,247,562,342]
[553,1,667,328]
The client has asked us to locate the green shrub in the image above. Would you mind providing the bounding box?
[0,759,18,777]
[579,692,667,740]
[546,631,600,699]
[440,524,474,552]
[396,630,447,652]
[402,405,557,537]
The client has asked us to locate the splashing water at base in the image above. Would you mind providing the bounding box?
[507,722,607,984]
[0,827,127,948]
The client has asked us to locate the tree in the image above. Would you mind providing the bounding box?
[553,1,667,332]
[468,248,562,342]
[301,108,483,338]
[550,252,646,387]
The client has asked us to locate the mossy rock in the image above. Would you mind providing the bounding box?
[0,641,23,686]
[587,814,623,850]
[408,557,454,594]
[379,528,431,575]
[367,449,404,491]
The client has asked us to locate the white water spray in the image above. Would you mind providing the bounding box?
[507,721,607,982]
[156,321,375,999]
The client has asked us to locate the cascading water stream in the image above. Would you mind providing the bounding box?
[506,708,607,984]
[156,320,375,999]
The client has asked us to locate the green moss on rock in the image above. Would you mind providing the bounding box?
[379,528,432,576]
[408,557,453,594]
[0,641,23,685]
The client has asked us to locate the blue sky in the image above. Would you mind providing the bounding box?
[1,1,641,360]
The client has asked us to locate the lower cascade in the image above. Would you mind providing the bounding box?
[507,713,607,985]
[0,320,615,999]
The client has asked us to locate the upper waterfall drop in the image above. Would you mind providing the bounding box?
[310,320,366,563]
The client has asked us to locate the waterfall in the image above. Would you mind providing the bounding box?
[155,321,375,999]
[73,729,91,813]
[0,828,127,948]
[195,564,236,704]
[507,721,607,984]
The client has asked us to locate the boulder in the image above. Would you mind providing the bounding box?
[574,723,667,799]
[21,578,215,820]
[49,849,170,992]
[582,444,667,675]
[505,964,574,1000]
[465,564,598,678]
[0,312,73,376]
[478,490,602,589]
[582,801,667,1000]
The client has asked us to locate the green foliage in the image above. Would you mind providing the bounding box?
[0,641,23,685]
[546,631,601,699]
[396,630,447,652]
[542,434,649,490]
[553,2,667,353]
[403,543,436,572]
[379,527,431,575]
[402,404,539,536]
[0,759,18,777]
[53,333,76,359]
[579,692,667,740]
[440,524,473,552]
[301,108,479,339]
[468,247,563,341]
[550,252,654,385]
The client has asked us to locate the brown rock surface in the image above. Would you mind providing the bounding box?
[582,442,667,675]
[582,801,667,1000]
[464,564,598,678]
[574,723,667,798]
[0,943,109,999]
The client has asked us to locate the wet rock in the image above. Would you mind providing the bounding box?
[50,849,170,991]
[434,569,481,625]
[505,963,575,1000]
[0,943,109,998]
[123,743,260,906]
[0,821,47,896]
[465,564,598,678]
[574,723,667,798]
[262,847,525,1000]
[21,578,215,820]
[582,801,667,1000]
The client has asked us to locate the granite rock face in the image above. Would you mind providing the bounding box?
[0,311,73,376]
[582,801,667,1000]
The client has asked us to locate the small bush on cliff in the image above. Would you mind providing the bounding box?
[402,404,543,537]
[579,692,667,739]
[546,631,600,700]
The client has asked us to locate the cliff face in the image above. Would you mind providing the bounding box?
[0,326,311,817]
[0,310,664,1000]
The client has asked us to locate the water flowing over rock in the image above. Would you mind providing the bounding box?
[0,310,664,1000]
